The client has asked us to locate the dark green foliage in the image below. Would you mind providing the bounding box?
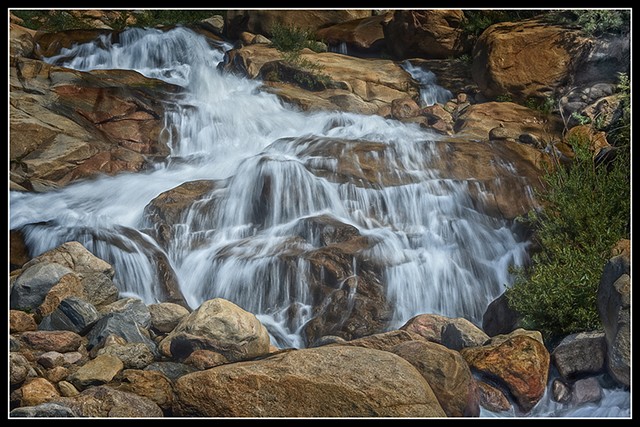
[572,10,630,36]
[461,10,542,37]
[269,23,332,87]
[134,10,221,28]
[13,10,93,31]
[12,9,224,31]
[524,96,556,116]
[506,131,630,341]
[270,24,322,53]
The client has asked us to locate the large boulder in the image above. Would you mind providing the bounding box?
[597,242,631,387]
[391,340,480,417]
[173,346,446,417]
[472,19,590,101]
[382,10,469,59]
[551,331,607,380]
[461,329,550,413]
[159,298,271,362]
[469,18,630,106]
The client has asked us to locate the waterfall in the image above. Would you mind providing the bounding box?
[9,27,628,417]
[401,60,453,107]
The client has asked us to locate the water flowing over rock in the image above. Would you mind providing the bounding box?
[173,346,446,417]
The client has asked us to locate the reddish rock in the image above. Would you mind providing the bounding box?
[20,331,83,353]
[461,332,550,413]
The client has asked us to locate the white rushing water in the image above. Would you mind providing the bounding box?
[9,27,629,417]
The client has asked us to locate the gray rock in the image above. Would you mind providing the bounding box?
[441,318,489,351]
[38,296,100,334]
[37,351,66,369]
[10,403,77,417]
[86,312,157,354]
[10,262,75,311]
[97,342,155,369]
[551,331,606,380]
[571,377,603,405]
[101,297,151,329]
[482,293,521,337]
[144,361,197,381]
[81,272,119,307]
[597,254,631,387]
[10,352,32,385]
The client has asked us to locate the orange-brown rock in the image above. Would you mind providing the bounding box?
[18,378,60,407]
[383,10,469,59]
[391,340,480,417]
[472,19,590,101]
[461,331,550,413]
[173,345,446,417]
[117,369,175,411]
[10,310,37,333]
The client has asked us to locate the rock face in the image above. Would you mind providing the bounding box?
[597,246,631,387]
[225,10,373,39]
[461,330,550,413]
[51,386,163,417]
[221,44,420,115]
[10,32,180,192]
[173,346,446,417]
[316,13,391,56]
[383,10,468,59]
[472,19,590,101]
[454,101,564,143]
[159,298,271,362]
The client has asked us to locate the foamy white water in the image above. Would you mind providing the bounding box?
[9,26,628,417]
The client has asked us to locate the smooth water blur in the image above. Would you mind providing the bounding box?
[401,60,453,107]
[9,26,629,417]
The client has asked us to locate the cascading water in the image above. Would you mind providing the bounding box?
[9,26,629,417]
[401,60,453,107]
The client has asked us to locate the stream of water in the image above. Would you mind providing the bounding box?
[9,26,629,417]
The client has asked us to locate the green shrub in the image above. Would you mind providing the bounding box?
[506,131,630,342]
[573,10,630,36]
[461,10,542,37]
[524,96,556,115]
[270,23,317,53]
[495,93,513,102]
